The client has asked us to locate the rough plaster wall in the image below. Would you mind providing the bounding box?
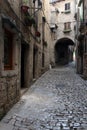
[48,0,76,64]
[43,0,52,67]
[8,0,20,17]
[84,0,87,22]
[56,0,76,41]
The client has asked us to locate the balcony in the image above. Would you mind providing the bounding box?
[64,10,71,14]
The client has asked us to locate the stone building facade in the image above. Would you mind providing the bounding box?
[0,0,78,119]
[75,0,87,78]
[76,0,87,78]
[49,0,76,65]
[75,0,84,74]
[0,0,52,119]
[0,0,21,119]
[42,0,54,67]
[83,0,87,77]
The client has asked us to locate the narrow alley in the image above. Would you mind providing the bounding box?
[0,63,87,130]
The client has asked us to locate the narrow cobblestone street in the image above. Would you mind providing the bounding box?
[0,63,87,130]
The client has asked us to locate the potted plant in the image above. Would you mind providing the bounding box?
[24,15,36,26]
[35,31,41,37]
[21,0,29,13]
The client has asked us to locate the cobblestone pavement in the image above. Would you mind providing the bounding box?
[0,64,87,130]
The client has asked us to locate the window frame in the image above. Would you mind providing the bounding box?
[64,22,71,30]
[4,29,13,70]
[65,3,70,11]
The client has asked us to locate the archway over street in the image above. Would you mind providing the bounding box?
[55,38,74,65]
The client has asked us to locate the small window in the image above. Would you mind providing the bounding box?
[64,22,71,30]
[65,3,70,11]
[4,29,13,70]
[38,0,42,7]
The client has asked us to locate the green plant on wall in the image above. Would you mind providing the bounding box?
[22,0,29,4]
[24,14,36,26]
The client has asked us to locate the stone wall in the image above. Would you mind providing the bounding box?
[54,0,76,40]
[76,56,82,74]
[8,0,20,17]
[0,0,51,120]
[0,76,20,119]
[0,0,21,120]
[84,0,87,21]
[43,0,54,67]
[83,0,87,78]
[46,0,76,65]
[83,53,87,78]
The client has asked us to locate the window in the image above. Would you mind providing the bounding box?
[65,3,70,11]
[63,22,71,33]
[38,0,42,8]
[4,29,13,70]
[64,22,71,30]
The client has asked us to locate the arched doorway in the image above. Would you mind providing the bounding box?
[55,38,74,65]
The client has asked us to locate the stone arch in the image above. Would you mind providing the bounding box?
[54,37,74,65]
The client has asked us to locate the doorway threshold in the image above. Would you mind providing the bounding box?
[21,88,29,96]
